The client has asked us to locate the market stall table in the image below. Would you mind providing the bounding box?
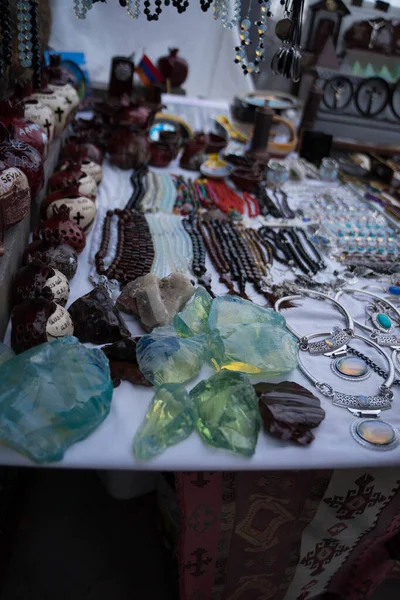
[3,161,400,471]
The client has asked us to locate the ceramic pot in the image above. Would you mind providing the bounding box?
[33,204,86,253]
[41,190,96,232]
[23,232,79,280]
[13,262,70,306]
[28,87,70,135]
[49,168,97,200]
[230,167,263,192]
[11,298,74,354]
[179,133,206,171]
[24,98,56,143]
[157,48,188,87]
[59,159,103,185]
[204,132,227,154]
[0,100,48,159]
[0,124,44,197]
[45,53,79,91]
[150,142,175,167]
[108,128,151,170]
[112,102,162,131]
[71,115,110,151]
[49,83,80,111]
[0,167,31,257]
[60,140,104,165]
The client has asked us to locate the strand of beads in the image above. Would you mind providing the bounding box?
[17,1,33,68]
[139,172,156,212]
[147,214,167,277]
[73,0,94,19]
[220,0,241,29]
[183,215,207,278]
[147,214,192,276]
[125,0,140,18]
[0,0,12,77]
[235,0,271,75]
[206,180,244,215]
[243,191,261,217]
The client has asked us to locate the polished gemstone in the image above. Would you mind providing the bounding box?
[136,326,207,386]
[325,337,334,347]
[336,356,368,378]
[0,336,113,463]
[173,286,212,338]
[190,371,260,457]
[255,381,325,445]
[358,395,370,407]
[133,384,195,460]
[207,296,297,376]
[356,420,395,445]
[388,286,400,296]
[377,313,391,329]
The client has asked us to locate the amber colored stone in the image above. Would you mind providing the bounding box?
[254,381,325,445]
[68,285,130,344]
[101,338,152,388]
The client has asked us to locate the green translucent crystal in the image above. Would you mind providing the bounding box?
[136,326,207,386]
[173,286,213,337]
[0,336,113,464]
[190,371,261,456]
[133,383,195,460]
[207,296,298,376]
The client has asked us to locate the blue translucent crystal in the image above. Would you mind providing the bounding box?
[136,326,207,386]
[207,296,298,376]
[0,337,113,464]
[0,343,14,367]
[173,286,213,338]
[133,384,195,460]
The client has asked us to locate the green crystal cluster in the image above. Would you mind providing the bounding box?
[133,384,195,460]
[134,289,298,459]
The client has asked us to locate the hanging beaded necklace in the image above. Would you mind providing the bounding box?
[243,191,261,217]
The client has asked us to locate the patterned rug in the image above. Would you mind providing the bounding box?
[175,469,400,600]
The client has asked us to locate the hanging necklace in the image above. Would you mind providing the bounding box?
[143,0,163,20]
[73,0,94,19]
[0,0,12,79]
[234,0,271,75]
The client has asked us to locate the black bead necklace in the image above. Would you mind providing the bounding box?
[143,0,163,20]
[0,0,12,79]
[30,0,41,90]
[171,0,189,14]
[182,215,207,278]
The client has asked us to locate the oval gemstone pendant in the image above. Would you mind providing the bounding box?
[377,313,391,329]
[351,419,400,450]
[332,356,370,381]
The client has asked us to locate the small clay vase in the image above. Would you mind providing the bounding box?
[41,189,96,232]
[60,139,104,165]
[204,132,228,154]
[150,141,176,167]
[0,100,48,159]
[11,298,74,354]
[112,102,161,131]
[24,98,56,143]
[230,167,263,192]
[59,159,103,185]
[157,49,188,87]
[13,262,70,306]
[45,55,80,110]
[179,133,206,171]
[108,127,151,170]
[49,168,97,200]
[23,232,79,280]
[33,204,86,253]
[0,123,44,197]
[71,115,110,152]
[0,167,31,256]
[28,86,70,135]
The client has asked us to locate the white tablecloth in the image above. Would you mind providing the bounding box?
[3,160,400,471]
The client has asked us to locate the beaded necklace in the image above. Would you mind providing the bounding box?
[206,180,244,215]
[146,214,193,277]
[243,191,261,218]
[95,209,154,285]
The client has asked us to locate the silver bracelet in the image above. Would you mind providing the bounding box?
[274,289,354,355]
[297,332,395,414]
[335,288,400,348]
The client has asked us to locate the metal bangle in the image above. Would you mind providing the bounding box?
[297,331,395,391]
[274,288,354,340]
[335,287,400,334]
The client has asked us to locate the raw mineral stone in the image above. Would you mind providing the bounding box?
[117,272,195,332]
[207,295,298,376]
[190,370,261,457]
[136,325,207,387]
[255,381,325,445]
[173,286,212,337]
[0,336,113,463]
[68,285,130,344]
[101,338,151,388]
[133,383,195,460]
